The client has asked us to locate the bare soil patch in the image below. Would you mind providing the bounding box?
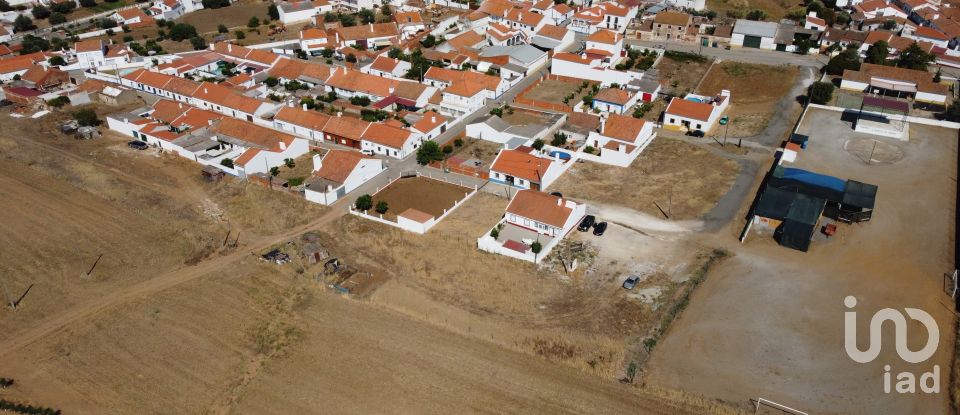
[656,56,712,96]
[448,137,501,165]
[370,176,472,220]
[707,0,800,21]
[552,138,741,220]
[520,78,583,104]
[697,61,800,136]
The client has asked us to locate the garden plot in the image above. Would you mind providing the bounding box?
[351,175,477,234]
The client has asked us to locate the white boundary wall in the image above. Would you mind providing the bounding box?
[348,173,480,234]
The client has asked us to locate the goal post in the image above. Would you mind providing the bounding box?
[753,397,808,415]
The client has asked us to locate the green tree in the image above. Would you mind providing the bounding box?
[864,40,889,65]
[221,158,234,168]
[269,166,280,177]
[48,55,66,66]
[416,141,443,165]
[13,15,34,32]
[321,47,334,58]
[380,4,391,17]
[359,8,375,24]
[79,0,95,7]
[896,42,934,70]
[454,138,464,147]
[808,81,834,105]
[0,0,11,11]
[31,5,49,19]
[218,24,228,33]
[169,23,198,41]
[943,103,960,122]
[746,9,766,20]
[189,35,206,50]
[235,30,245,39]
[268,4,279,20]
[421,34,436,48]
[247,16,260,28]
[551,132,567,146]
[284,158,296,168]
[531,139,545,150]
[350,95,371,106]
[73,108,100,126]
[442,144,453,154]
[264,76,279,87]
[824,48,861,75]
[531,241,542,261]
[375,201,389,214]
[46,96,70,108]
[346,53,357,63]
[20,35,50,53]
[882,19,897,30]
[355,194,373,211]
[48,12,66,24]
[934,68,942,83]
[339,13,355,26]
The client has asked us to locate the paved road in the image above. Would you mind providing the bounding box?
[626,38,828,68]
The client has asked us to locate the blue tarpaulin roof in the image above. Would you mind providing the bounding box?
[770,166,847,202]
[780,168,846,193]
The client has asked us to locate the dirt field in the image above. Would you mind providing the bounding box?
[449,137,501,165]
[0,107,735,414]
[656,55,713,96]
[707,0,800,21]
[551,137,741,221]
[520,79,582,104]
[502,107,555,126]
[697,62,801,136]
[646,108,957,414]
[370,176,472,220]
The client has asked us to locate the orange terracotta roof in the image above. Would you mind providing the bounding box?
[505,190,573,228]
[398,208,433,223]
[234,148,261,167]
[275,106,331,131]
[370,55,400,73]
[361,123,413,149]
[914,26,949,40]
[552,52,594,64]
[412,110,446,133]
[315,149,373,183]
[300,28,330,41]
[585,29,622,45]
[665,97,713,122]
[268,58,332,81]
[74,39,103,53]
[323,115,370,140]
[394,11,423,25]
[151,99,191,123]
[505,8,544,26]
[326,67,399,97]
[593,88,632,105]
[536,24,568,40]
[214,118,295,153]
[333,23,400,41]
[601,114,647,142]
[491,149,553,183]
[447,30,486,51]
[653,11,691,26]
[193,82,265,114]
[424,66,501,92]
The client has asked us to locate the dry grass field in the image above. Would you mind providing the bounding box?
[0,104,742,414]
[552,138,740,220]
[697,62,800,136]
[707,0,800,21]
[656,55,713,96]
[520,79,584,104]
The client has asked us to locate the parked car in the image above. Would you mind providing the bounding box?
[592,222,608,236]
[577,215,595,231]
[687,130,705,137]
[622,275,640,290]
[127,140,148,150]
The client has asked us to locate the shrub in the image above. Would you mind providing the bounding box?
[189,36,206,50]
[218,24,228,33]
[73,108,100,126]
[48,12,65,24]
[264,77,279,87]
[375,201,389,214]
[247,16,260,28]
[349,95,371,106]
[442,144,453,154]
[454,138,463,147]
[584,146,595,154]
[46,96,70,108]
[48,55,66,66]
[31,5,49,19]
[234,30,245,40]
[169,23,197,41]
[284,158,295,168]
[531,139,545,150]
[808,81,834,105]
[489,228,499,239]
[355,194,373,211]
[287,177,304,187]
[220,158,234,168]
[416,141,443,165]
[551,132,567,146]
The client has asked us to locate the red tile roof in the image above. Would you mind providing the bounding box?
[315,149,374,184]
[601,114,647,142]
[665,97,713,121]
[505,190,574,228]
[491,149,553,183]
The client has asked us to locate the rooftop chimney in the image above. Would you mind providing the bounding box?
[227,43,232,53]
[369,23,374,32]
[279,140,287,150]
[203,87,208,94]
[302,103,308,110]
[556,197,562,206]
[430,116,436,123]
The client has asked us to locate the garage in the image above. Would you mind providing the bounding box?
[731,20,779,50]
[744,35,762,48]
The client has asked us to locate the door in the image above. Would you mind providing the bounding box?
[743,35,762,48]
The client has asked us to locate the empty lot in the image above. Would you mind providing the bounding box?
[370,176,472,220]
[552,137,740,221]
[697,62,801,137]
[646,108,956,414]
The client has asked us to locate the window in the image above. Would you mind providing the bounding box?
[670,118,676,123]
[696,124,702,129]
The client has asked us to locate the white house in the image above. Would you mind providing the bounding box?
[476,190,586,263]
[584,114,655,167]
[591,87,638,114]
[804,12,827,31]
[360,122,422,159]
[569,2,637,34]
[361,55,411,79]
[489,147,568,190]
[394,11,427,37]
[410,110,448,141]
[551,52,637,86]
[665,0,705,11]
[663,91,731,133]
[277,0,332,25]
[273,105,332,143]
[531,24,575,52]
[584,29,624,66]
[111,8,154,28]
[905,26,950,48]
[304,149,385,205]
[299,28,333,55]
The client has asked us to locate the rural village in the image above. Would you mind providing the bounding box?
[0,0,957,412]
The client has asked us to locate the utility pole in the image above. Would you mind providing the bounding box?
[0,274,15,310]
[719,116,729,147]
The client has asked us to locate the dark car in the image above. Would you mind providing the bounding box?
[622,275,640,290]
[127,140,149,150]
[577,215,595,231]
[592,222,608,236]
[687,130,705,137]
